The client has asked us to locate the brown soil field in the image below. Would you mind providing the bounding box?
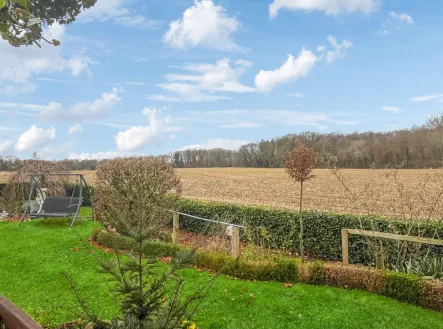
[2,168,443,218]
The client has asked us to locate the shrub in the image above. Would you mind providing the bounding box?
[385,272,422,305]
[419,279,443,312]
[89,227,101,242]
[323,262,386,294]
[94,156,181,234]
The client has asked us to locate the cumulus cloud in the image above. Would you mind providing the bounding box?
[381,106,403,114]
[255,49,318,92]
[38,88,123,121]
[163,0,243,51]
[68,124,83,134]
[78,0,158,29]
[269,0,380,18]
[325,35,353,64]
[15,126,56,152]
[183,138,250,151]
[0,140,13,153]
[115,107,182,152]
[410,94,443,103]
[0,24,91,95]
[380,11,414,35]
[149,59,254,102]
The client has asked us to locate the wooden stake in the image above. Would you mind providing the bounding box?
[342,229,349,265]
[231,226,240,259]
[172,213,179,245]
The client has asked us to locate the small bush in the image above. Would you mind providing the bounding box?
[419,279,443,312]
[385,272,422,305]
[323,263,386,294]
[90,227,101,242]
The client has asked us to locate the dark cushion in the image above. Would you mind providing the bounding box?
[41,196,81,214]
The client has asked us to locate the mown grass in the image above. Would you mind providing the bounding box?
[1,217,443,328]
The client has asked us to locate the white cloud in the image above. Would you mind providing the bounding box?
[149,58,254,102]
[257,110,329,127]
[410,94,443,102]
[255,49,318,92]
[183,138,250,151]
[0,24,91,95]
[38,88,123,121]
[221,122,262,128]
[68,124,83,134]
[124,81,145,86]
[115,107,181,152]
[69,151,130,160]
[182,109,350,129]
[269,0,380,18]
[0,126,21,132]
[317,44,326,52]
[78,0,158,29]
[325,35,352,64]
[287,92,304,98]
[163,0,243,51]
[381,106,404,114]
[15,126,56,152]
[380,11,414,35]
[0,140,13,153]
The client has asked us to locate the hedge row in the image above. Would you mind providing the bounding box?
[175,198,443,264]
[94,230,443,313]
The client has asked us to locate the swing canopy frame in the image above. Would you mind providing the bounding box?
[19,173,92,228]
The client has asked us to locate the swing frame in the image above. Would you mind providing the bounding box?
[19,173,93,228]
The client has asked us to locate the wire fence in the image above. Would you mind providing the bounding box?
[167,209,246,228]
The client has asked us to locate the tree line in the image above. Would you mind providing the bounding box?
[2,114,443,170]
[172,114,443,169]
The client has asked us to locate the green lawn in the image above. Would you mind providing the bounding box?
[1,218,443,329]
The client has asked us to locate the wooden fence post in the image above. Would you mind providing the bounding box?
[231,226,240,259]
[172,213,179,245]
[342,229,349,265]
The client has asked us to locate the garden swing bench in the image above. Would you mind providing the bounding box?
[19,173,92,228]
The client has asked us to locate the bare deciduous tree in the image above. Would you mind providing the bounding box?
[284,145,317,261]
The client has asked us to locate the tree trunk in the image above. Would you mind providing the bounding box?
[299,180,304,262]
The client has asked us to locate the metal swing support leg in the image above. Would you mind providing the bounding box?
[70,175,82,229]
[18,176,35,226]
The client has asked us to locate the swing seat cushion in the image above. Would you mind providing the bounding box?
[30,196,81,218]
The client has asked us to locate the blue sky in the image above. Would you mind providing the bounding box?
[1,0,443,160]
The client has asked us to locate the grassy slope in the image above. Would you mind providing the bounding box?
[1,219,443,328]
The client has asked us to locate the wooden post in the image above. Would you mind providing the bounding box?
[231,226,240,259]
[342,229,349,265]
[172,213,179,245]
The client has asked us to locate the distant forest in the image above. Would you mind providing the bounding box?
[2,114,443,170]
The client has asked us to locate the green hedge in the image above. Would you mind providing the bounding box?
[95,230,443,312]
[175,198,443,264]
